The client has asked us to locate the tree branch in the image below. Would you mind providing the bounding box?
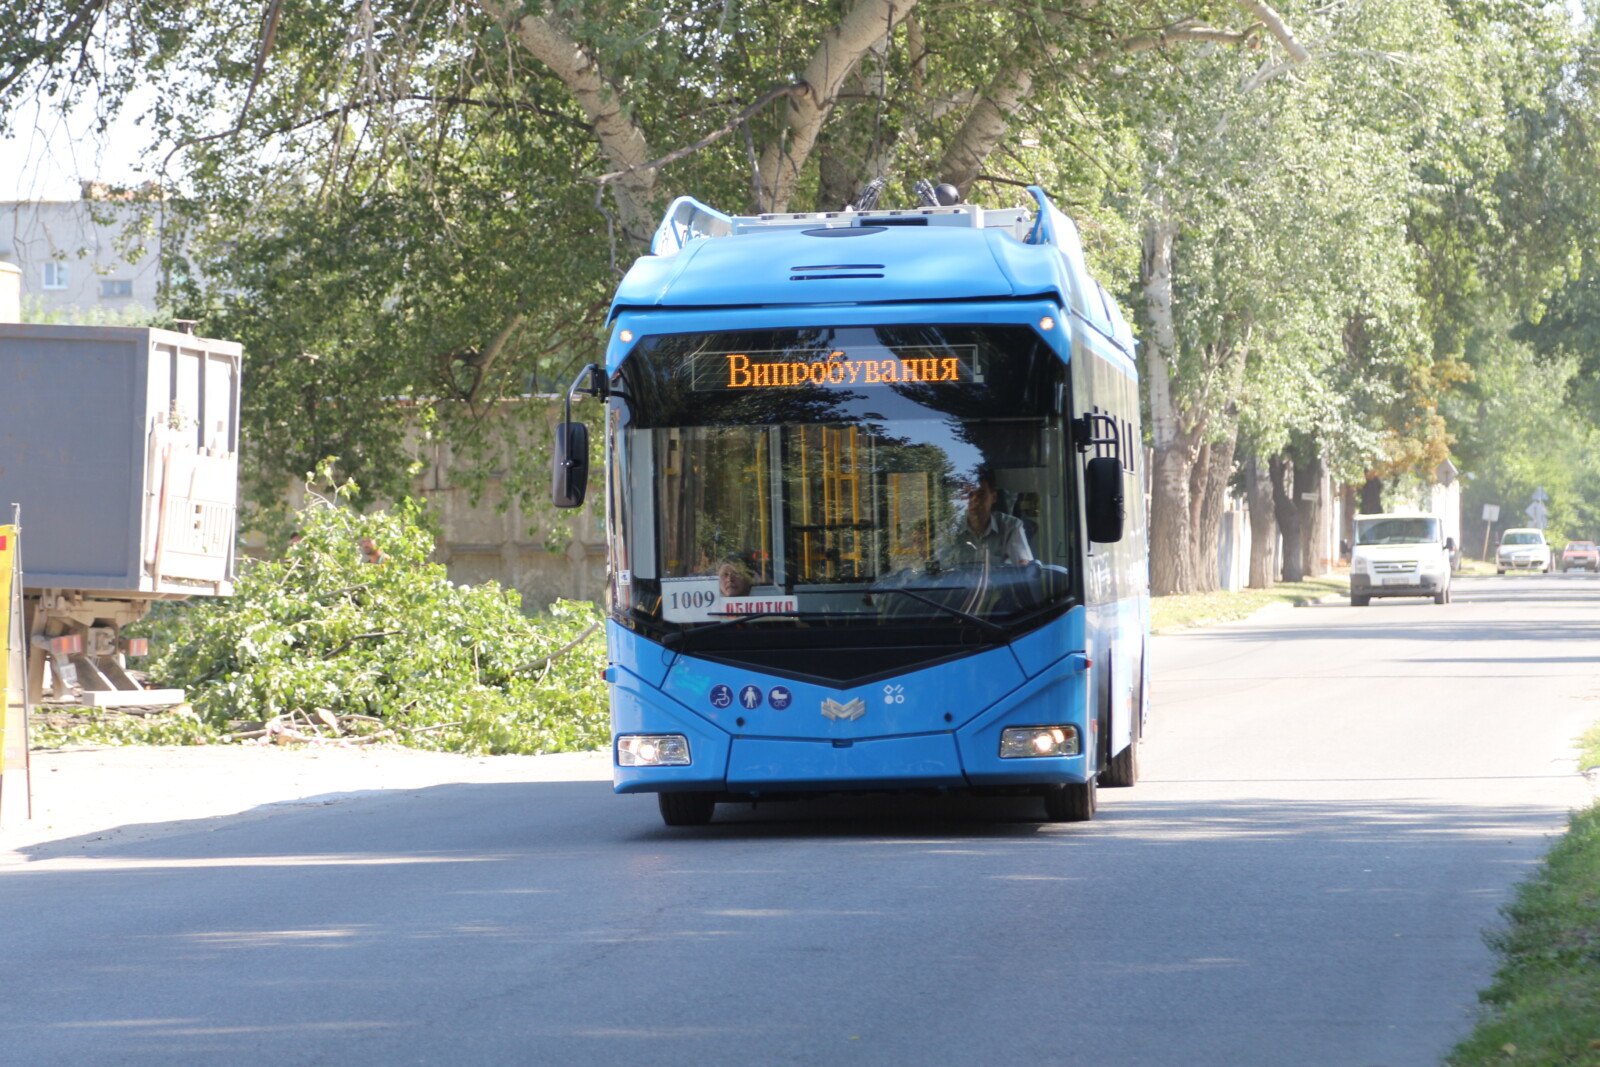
[938,18,1290,196]
[482,1,658,247]
[322,629,404,660]
[518,621,599,673]
[754,0,922,212]
[1233,0,1311,64]
[0,0,108,100]
[285,93,592,137]
[594,83,808,185]
[161,0,284,176]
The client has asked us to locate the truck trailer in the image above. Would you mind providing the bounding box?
[0,323,242,705]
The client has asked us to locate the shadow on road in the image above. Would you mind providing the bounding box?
[7,774,1580,857]
[0,779,1580,1066]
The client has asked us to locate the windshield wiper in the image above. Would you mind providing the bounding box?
[661,609,858,650]
[866,585,1007,637]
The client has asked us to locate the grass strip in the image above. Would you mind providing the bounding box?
[1149,577,1348,634]
[1446,803,1600,1066]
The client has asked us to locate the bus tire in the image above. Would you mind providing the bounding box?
[1350,593,1369,607]
[1101,654,1143,789]
[659,791,716,827]
[1042,780,1096,822]
[1102,734,1139,788]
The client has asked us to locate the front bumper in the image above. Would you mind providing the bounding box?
[1350,573,1446,597]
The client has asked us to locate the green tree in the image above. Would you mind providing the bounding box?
[0,0,1309,528]
[11,0,1586,597]
[128,482,610,752]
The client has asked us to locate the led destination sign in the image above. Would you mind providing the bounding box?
[692,347,979,392]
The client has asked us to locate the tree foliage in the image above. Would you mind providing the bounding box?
[5,0,1598,590]
[0,0,1303,519]
[115,482,611,753]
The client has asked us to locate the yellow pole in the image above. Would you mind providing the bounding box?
[0,521,28,823]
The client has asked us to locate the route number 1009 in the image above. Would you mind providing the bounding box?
[660,576,722,622]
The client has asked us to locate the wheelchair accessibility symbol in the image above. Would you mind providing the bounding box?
[710,684,733,709]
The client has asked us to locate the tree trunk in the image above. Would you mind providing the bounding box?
[1245,454,1277,588]
[1141,213,1200,596]
[1271,453,1305,582]
[1339,483,1358,560]
[1150,438,1201,595]
[1294,448,1326,577]
[1191,428,1238,592]
[1360,475,1384,515]
[938,40,1053,196]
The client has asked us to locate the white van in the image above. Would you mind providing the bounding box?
[1348,513,1453,606]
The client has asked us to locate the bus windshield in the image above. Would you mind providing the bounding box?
[607,324,1081,656]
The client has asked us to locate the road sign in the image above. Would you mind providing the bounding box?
[1482,504,1500,522]
[1526,500,1549,529]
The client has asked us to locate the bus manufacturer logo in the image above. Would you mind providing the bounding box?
[821,698,866,722]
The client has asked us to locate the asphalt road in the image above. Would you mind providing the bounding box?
[1,573,1595,1066]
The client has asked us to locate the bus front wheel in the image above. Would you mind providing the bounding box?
[1042,780,1096,822]
[1102,734,1138,788]
[659,791,716,827]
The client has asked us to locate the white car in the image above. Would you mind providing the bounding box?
[1496,528,1552,574]
[1348,513,1453,606]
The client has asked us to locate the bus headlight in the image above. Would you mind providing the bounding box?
[999,725,1079,759]
[617,734,692,766]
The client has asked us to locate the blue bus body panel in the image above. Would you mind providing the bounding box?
[604,618,673,691]
[611,226,1068,314]
[727,734,967,791]
[610,668,731,792]
[611,609,1098,794]
[1085,591,1152,756]
[1008,606,1082,679]
[659,642,1026,739]
[956,659,1092,786]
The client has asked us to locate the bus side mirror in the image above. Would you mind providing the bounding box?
[551,422,590,508]
[1085,456,1124,543]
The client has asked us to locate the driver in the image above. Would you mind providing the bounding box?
[717,555,755,598]
[939,465,1034,567]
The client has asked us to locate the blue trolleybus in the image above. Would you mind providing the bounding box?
[552,185,1149,826]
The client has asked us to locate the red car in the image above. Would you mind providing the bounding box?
[1560,540,1599,572]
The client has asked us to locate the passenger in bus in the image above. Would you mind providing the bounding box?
[939,466,1035,567]
[718,555,755,598]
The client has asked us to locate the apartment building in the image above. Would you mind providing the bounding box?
[0,183,166,319]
